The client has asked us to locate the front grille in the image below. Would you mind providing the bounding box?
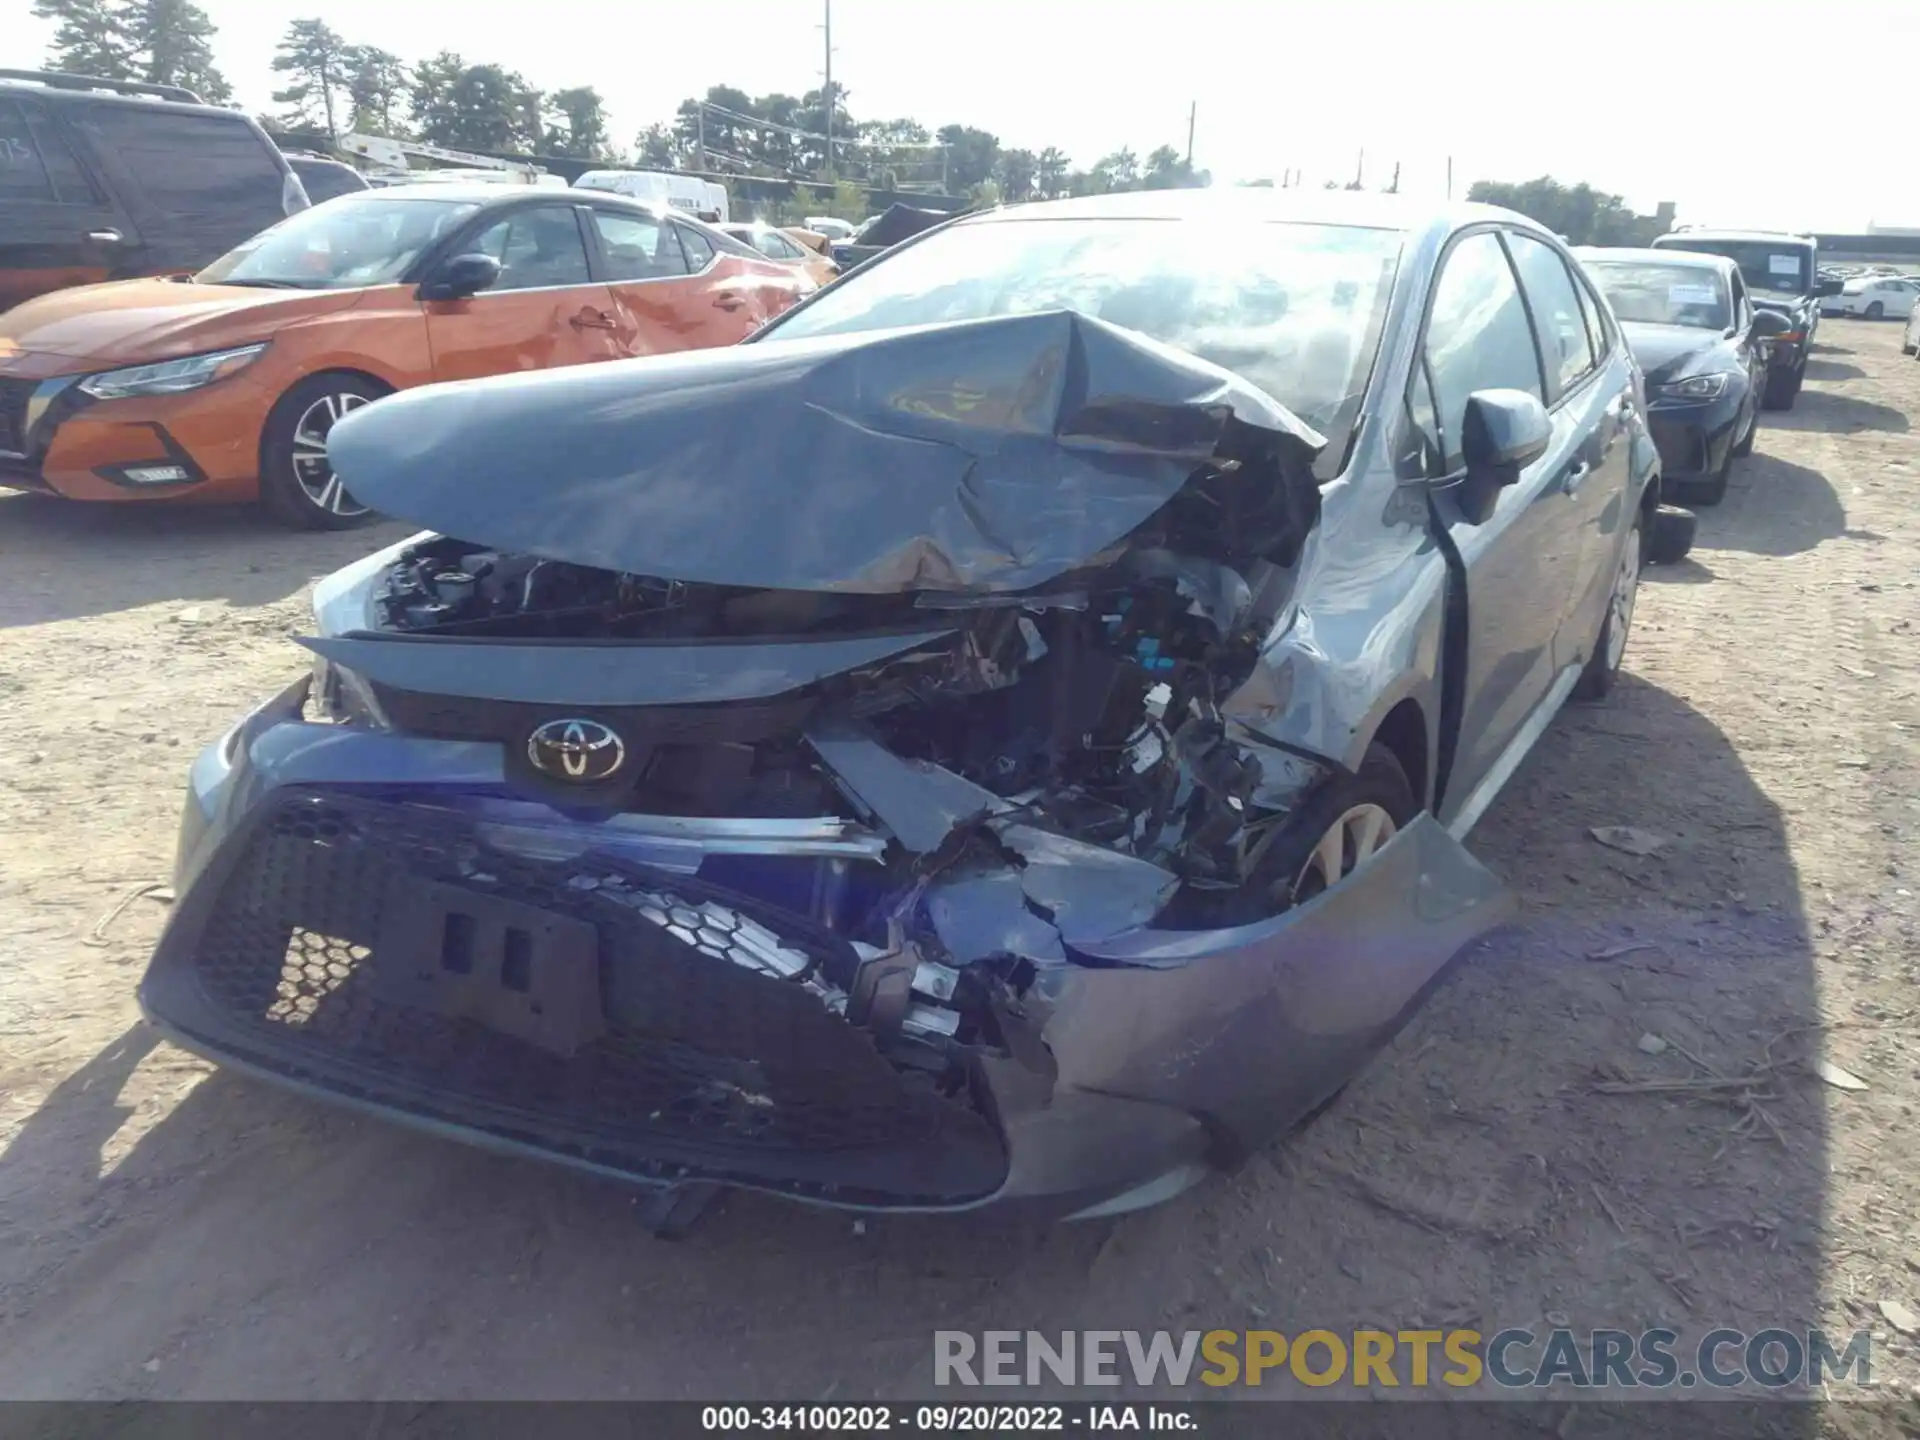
[0,377,35,455]
[146,789,1006,1205]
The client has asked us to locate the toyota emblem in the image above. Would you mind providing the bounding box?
[526,718,626,783]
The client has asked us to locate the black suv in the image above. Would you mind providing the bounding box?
[0,69,308,313]
[1651,228,1844,410]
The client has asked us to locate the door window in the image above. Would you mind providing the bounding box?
[0,100,99,204]
[674,223,716,273]
[0,100,54,203]
[83,106,280,216]
[1505,232,1597,401]
[468,206,592,290]
[589,209,684,281]
[1419,231,1544,472]
[760,232,803,261]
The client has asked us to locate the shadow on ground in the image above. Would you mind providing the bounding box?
[1801,358,1865,383]
[0,493,408,627]
[0,669,1827,1417]
[1691,450,1846,558]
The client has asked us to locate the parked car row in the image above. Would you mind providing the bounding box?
[0,184,817,526]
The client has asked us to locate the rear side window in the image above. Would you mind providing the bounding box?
[675,223,715,272]
[1420,230,1543,471]
[1505,232,1597,401]
[0,99,98,204]
[591,209,686,280]
[84,106,282,217]
[0,99,53,202]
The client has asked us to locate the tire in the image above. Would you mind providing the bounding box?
[1256,744,1418,908]
[1180,744,1417,927]
[1864,302,1884,321]
[1761,363,1798,412]
[259,374,388,530]
[1645,504,1697,566]
[1686,442,1731,506]
[1573,510,1644,702]
[1731,402,1757,458]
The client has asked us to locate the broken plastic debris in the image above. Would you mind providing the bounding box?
[1813,1059,1869,1092]
[1636,1033,1669,1056]
[1590,826,1671,858]
[1880,1300,1918,1334]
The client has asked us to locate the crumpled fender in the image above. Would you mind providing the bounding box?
[1024,815,1513,1155]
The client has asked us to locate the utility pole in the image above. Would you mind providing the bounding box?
[1353,148,1364,189]
[823,0,834,182]
[1185,101,1196,167]
[696,103,706,172]
[1446,155,1453,200]
[1388,160,1400,194]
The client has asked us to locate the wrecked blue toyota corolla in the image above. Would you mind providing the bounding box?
[139,192,1689,1225]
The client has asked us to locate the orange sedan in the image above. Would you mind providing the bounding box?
[0,185,815,528]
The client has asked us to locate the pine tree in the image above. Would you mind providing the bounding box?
[270,18,349,135]
[129,0,231,104]
[32,0,135,80]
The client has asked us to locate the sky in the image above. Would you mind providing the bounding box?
[12,0,1919,232]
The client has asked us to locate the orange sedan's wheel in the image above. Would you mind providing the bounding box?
[259,374,388,531]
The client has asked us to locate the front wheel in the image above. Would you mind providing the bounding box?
[258,374,388,530]
[1865,302,1885,321]
[1731,400,1757,458]
[1761,363,1799,412]
[1573,511,1643,702]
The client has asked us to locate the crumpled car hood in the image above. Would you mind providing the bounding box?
[325,309,1324,595]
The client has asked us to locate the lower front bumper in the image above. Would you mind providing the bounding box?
[144,688,1513,1217]
[1647,394,1742,480]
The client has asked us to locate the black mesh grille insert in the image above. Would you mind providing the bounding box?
[159,789,1005,1204]
[0,377,35,454]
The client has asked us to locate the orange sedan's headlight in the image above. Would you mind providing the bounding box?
[78,343,269,400]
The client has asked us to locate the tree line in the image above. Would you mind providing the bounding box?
[31,2,1660,235]
[31,2,1205,200]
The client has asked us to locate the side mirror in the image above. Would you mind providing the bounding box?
[418,252,501,302]
[1750,310,1792,337]
[1815,277,1845,298]
[1460,389,1551,486]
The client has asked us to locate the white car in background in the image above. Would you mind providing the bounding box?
[1821,274,1920,320]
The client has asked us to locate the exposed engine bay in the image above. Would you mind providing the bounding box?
[364,524,1324,903]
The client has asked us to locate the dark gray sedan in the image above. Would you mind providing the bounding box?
[138,191,1689,1228]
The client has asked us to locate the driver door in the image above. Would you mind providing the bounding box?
[422,202,624,382]
[1412,230,1583,821]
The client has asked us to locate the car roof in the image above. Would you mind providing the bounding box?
[1576,246,1734,272]
[349,182,673,217]
[956,188,1547,247]
[1656,228,1815,245]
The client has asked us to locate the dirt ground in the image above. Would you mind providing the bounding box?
[1,321,1917,1419]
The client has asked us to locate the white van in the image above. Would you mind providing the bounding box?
[573,170,729,223]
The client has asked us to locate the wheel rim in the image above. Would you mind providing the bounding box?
[1290,803,1399,904]
[1866,304,1883,320]
[1605,525,1641,671]
[289,392,371,517]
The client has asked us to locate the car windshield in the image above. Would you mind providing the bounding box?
[762,216,1405,481]
[1657,238,1811,297]
[196,195,482,289]
[1587,262,1731,330]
